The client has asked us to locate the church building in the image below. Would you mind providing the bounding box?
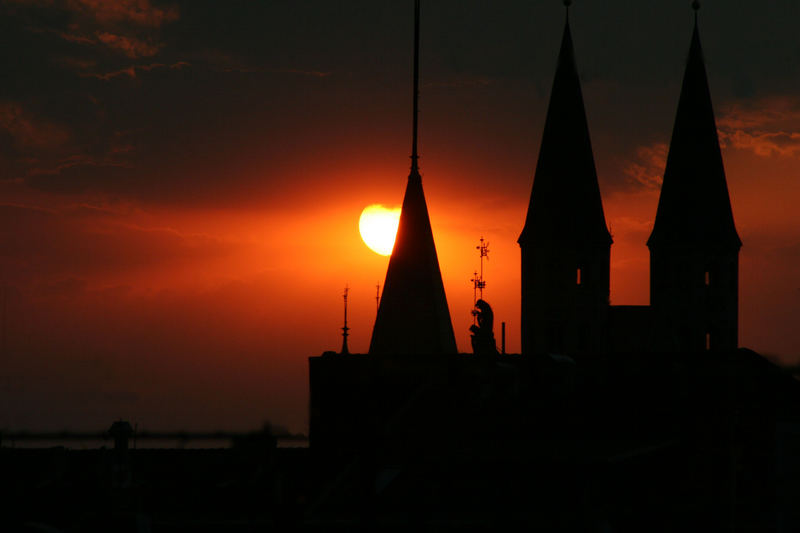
[520,6,741,358]
[307,4,800,528]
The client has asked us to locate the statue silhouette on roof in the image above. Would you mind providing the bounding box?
[470,299,498,356]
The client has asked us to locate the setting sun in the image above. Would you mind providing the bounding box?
[359,204,401,256]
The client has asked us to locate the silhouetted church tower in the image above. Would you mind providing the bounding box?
[369,0,457,355]
[518,5,612,356]
[647,6,741,353]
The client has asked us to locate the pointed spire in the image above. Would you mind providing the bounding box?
[518,11,611,246]
[369,0,457,355]
[647,11,741,250]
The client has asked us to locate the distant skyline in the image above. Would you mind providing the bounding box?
[2,0,799,433]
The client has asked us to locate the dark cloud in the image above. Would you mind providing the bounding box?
[0,101,70,151]
[3,0,799,204]
[7,0,179,27]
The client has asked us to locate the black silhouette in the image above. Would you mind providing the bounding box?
[518,10,612,357]
[469,299,498,355]
[646,16,741,354]
[307,3,800,530]
[368,0,457,356]
[6,2,800,532]
[518,3,740,358]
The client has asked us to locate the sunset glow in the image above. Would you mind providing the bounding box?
[359,204,401,256]
[2,1,799,436]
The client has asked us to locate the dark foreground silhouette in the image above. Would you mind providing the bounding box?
[5,3,800,531]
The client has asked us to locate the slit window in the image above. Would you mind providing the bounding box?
[577,268,582,285]
[704,271,710,286]
[706,333,711,351]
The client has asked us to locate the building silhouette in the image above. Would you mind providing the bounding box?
[519,14,612,357]
[307,4,800,530]
[368,0,457,356]
[5,4,800,531]
[647,18,742,354]
[520,12,740,358]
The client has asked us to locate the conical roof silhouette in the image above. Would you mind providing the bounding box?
[648,19,741,250]
[518,17,611,247]
[369,169,457,355]
[368,0,457,355]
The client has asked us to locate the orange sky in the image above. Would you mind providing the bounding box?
[2,0,800,434]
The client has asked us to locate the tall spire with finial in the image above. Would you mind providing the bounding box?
[518,0,610,248]
[518,0,611,356]
[369,0,457,355]
[647,1,741,353]
[648,0,740,250]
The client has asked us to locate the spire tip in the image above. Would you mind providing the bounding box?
[691,0,700,11]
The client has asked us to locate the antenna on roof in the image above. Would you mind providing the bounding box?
[410,0,420,174]
[340,285,350,355]
[470,237,489,322]
[375,283,380,316]
[692,0,700,24]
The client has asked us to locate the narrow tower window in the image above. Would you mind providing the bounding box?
[706,333,711,351]
[704,271,710,286]
[576,268,582,285]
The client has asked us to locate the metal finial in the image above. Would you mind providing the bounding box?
[410,0,420,173]
[340,285,350,355]
[563,0,572,6]
[692,0,700,11]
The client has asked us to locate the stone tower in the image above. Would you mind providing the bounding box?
[647,15,741,353]
[518,12,612,356]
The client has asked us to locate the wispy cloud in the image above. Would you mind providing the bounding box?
[0,102,70,150]
[623,143,668,189]
[35,27,162,58]
[83,61,190,81]
[718,97,800,158]
[10,0,179,28]
[17,0,178,65]
[27,153,132,177]
[95,31,161,58]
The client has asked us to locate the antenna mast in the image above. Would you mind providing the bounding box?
[477,237,489,300]
[410,0,420,173]
[340,285,350,355]
[470,237,489,323]
[375,283,380,316]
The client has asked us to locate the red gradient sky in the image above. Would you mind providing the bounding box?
[1,0,799,433]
